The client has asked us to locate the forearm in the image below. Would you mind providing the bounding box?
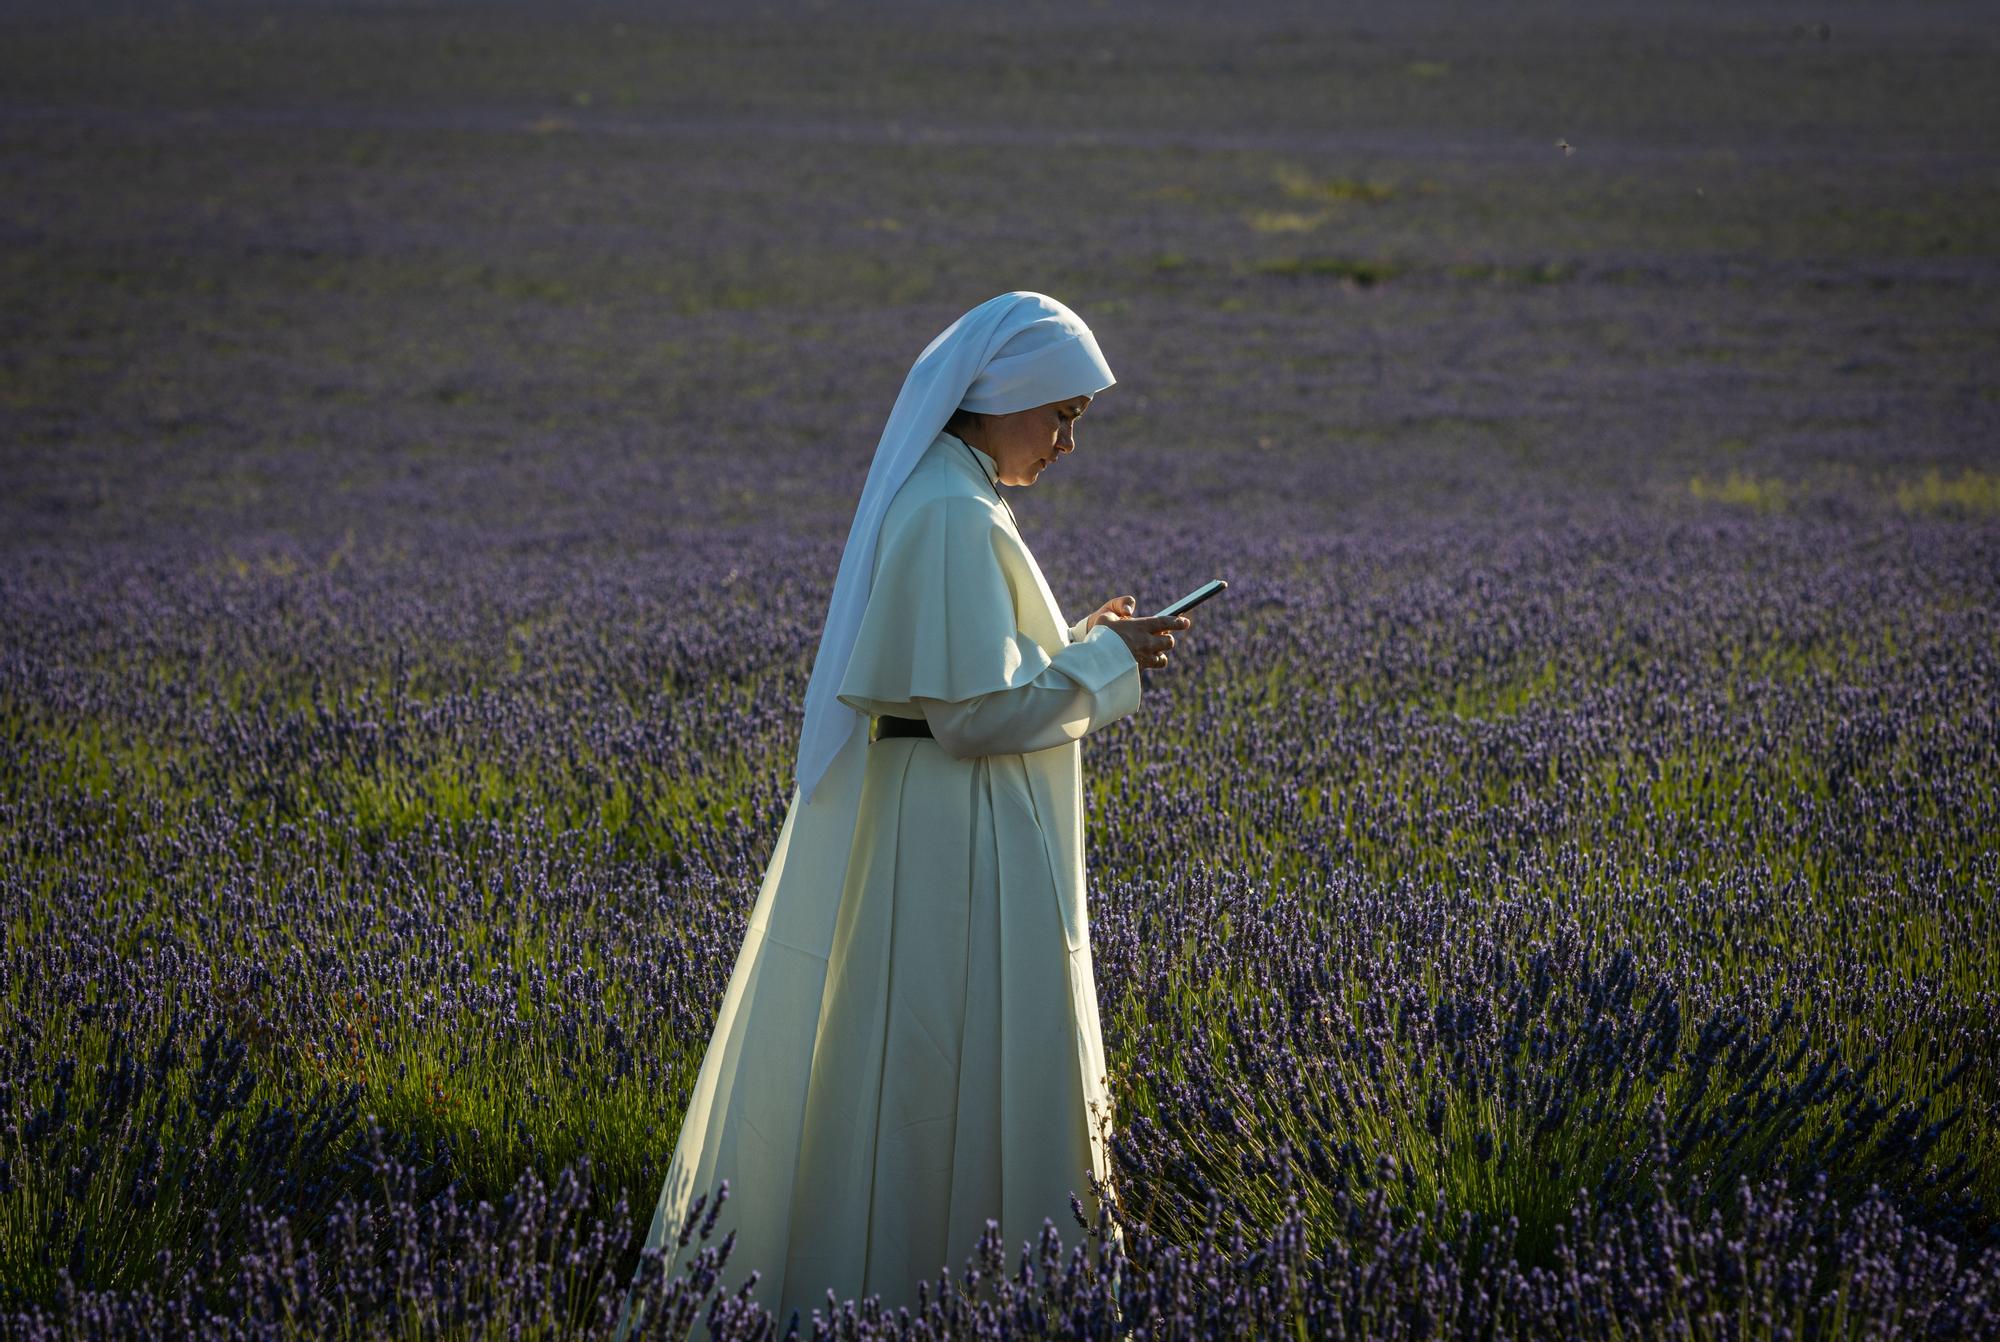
[915,625,1139,758]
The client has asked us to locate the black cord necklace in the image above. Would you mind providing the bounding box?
[959,435,1023,536]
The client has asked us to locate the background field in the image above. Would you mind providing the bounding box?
[3,1,1998,1336]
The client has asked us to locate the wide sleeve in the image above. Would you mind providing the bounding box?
[835,492,1142,755]
[915,623,1139,758]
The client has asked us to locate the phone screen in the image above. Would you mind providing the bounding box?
[1155,579,1228,619]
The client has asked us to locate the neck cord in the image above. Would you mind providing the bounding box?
[959,436,1023,536]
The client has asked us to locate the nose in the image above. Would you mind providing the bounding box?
[1056,423,1076,454]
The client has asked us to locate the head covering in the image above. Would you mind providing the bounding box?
[794,291,1115,802]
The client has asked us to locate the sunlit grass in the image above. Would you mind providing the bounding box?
[1273,165,1396,205]
[1690,470,1788,512]
[1244,209,1330,233]
[1896,466,2000,516]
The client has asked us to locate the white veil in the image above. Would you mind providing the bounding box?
[793,291,1116,803]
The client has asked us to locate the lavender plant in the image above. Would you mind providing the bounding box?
[3,0,1998,1336]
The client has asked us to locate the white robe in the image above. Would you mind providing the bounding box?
[621,431,1140,1332]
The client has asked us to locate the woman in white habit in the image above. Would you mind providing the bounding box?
[617,292,1192,1334]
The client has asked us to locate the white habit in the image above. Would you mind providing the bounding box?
[624,429,1140,1329]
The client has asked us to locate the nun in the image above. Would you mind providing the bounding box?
[616,292,1191,1334]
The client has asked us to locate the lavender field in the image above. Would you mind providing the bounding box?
[4,1,1999,1336]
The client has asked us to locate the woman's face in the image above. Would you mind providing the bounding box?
[976,395,1092,486]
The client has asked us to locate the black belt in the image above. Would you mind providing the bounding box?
[870,714,933,742]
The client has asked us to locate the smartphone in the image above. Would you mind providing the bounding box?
[1154,579,1228,620]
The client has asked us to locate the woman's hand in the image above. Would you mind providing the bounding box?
[1081,595,1137,632]
[1101,607,1192,671]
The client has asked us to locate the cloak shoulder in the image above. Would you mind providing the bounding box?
[836,487,1054,715]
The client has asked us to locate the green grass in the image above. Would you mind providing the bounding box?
[1897,467,2000,516]
[1691,470,1789,512]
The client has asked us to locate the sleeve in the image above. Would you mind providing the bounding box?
[1067,613,1093,643]
[915,623,1139,759]
[835,492,1142,756]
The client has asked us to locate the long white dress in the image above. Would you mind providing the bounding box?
[622,430,1140,1332]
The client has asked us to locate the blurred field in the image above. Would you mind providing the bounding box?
[3,2,1998,1336]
